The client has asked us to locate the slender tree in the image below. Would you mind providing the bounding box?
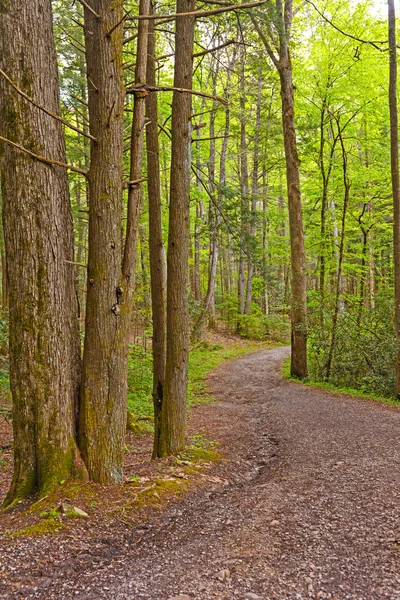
[388,0,400,399]
[158,0,195,456]
[251,1,308,377]
[146,1,168,458]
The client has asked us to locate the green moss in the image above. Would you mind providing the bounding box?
[3,470,37,509]
[184,447,222,462]
[0,0,10,14]
[11,517,64,538]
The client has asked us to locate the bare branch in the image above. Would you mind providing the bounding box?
[77,0,100,19]
[305,0,388,52]
[126,83,229,105]
[247,13,279,67]
[0,135,88,177]
[0,68,96,141]
[65,260,88,268]
[123,177,148,189]
[107,10,132,37]
[127,1,268,21]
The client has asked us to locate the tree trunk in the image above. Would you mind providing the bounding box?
[79,0,127,482]
[388,0,400,398]
[251,0,308,376]
[1,248,8,314]
[245,67,263,314]
[123,0,150,285]
[158,0,195,457]
[278,59,307,378]
[237,46,248,333]
[325,119,350,381]
[146,3,168,459]
[0,0,85,504]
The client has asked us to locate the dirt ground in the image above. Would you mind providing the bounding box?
[1,346,400,600]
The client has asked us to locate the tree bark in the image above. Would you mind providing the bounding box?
[251,0,307,377]
[325,118,350,381]
[388,0,400,398]
[245,67,263,314]
[0,0,84,504]
[146,2,168,459]
[237,46,248,333]
[277,17,307,378]
[158,0,195,457]
[79,0,127,482]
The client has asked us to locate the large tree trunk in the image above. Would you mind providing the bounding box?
[158,0,195,457]
[0,0,84,504]
[388,0,400,398]
[79,0,127,482]
[146,3,167,458]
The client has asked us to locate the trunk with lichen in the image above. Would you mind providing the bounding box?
[0,0,85,505]
[79,0,127,482]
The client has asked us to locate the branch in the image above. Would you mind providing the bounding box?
[0,135,88,177]
[123,177,148,189]
[77,0,100,19]
[127,1,268,21]
[305,0,388,52]
[156,38,237,62]
[107,10,132,37]
[194,38,237,57]
[65,260,88,268]
[126,83,229,105]
[247,13,279,67]
[0,68,96,142]
[192,134,232,142]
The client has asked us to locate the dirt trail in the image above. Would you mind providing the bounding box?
[2,346,400,599]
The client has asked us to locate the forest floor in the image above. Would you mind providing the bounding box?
[0,345,400,599]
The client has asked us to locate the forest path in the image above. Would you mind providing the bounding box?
[3,346,400,599]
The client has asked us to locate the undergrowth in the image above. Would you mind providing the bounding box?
[282,357,400,407]
[127,337,263,425]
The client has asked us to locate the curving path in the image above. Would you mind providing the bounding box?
[2,347,400,599]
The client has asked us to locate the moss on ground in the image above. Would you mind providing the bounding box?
[12,517,64,538]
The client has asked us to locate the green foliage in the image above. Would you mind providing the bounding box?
[308,293,397,399]
[127,343,153,420]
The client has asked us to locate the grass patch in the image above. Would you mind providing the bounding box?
[282,357,400,407]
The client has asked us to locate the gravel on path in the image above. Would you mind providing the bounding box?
[1,346,399,600]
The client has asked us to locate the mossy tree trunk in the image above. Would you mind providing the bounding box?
[0,0,85,505]
[79,0,127,483]
[158,0,195,457]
